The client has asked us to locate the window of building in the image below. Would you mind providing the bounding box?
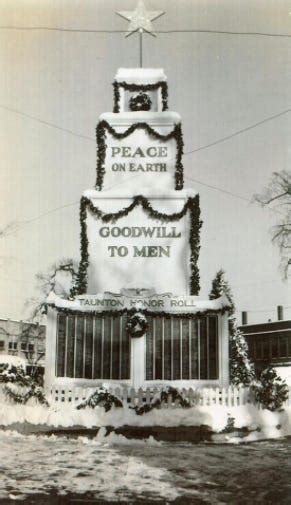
[0,340,4,350]
[56,314,130,380]
[21,343,27,351]
[28,343,34,352]
[8,341,17,350]
[146,315,218,381]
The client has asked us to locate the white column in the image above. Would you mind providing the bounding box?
[44,307,57,393]
[131,335,145,389]
[219,312,230,387]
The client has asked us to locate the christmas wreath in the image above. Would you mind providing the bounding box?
[126,312,148,338]
[129,92,152,111]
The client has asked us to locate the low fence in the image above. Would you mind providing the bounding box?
[48,385,256,408]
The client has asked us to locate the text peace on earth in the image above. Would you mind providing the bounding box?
[110,145,169,172]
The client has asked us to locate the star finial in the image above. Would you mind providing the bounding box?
[117,0,165,37]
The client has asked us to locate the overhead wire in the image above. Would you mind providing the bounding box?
[1,26,291,38]
[0,103,288,234]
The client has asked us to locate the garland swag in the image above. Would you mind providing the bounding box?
[76,387,123,412]
[132,386,191,415]
[49,305,227,319]
[95,120,184,191]
[112,80,168,113]
[71,194,201,297]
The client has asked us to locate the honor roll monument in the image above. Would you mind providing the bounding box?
[45,68,230,392]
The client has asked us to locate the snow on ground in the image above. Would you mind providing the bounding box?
[1,398,291,442]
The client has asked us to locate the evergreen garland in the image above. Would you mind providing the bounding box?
[71,194,200,296]
[112,81,120,113]
[189,194,202,295]
[47,305,228,319]
[132,386,191,415]
[112,80,168,113]
[209,269,235,315]
[95,120,184,190]
[76,387,123,412]
[209,270,255,386]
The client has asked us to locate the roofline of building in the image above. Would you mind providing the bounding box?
[0,317,46,327]
[240,320,291,327]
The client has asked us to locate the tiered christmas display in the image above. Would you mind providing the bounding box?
[45,66,231,392]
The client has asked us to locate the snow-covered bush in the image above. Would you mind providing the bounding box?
[0,364,48,406]
[76,387,123,412]
[251,367,289,411]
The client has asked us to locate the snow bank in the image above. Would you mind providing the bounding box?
[95,427,163,447]
[1,399,291,443]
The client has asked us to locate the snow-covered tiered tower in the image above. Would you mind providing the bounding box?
[45,68,230,393]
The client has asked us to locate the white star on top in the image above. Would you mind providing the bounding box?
[116,0,165,37]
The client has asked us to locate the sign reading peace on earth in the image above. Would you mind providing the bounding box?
[109,143,170,173]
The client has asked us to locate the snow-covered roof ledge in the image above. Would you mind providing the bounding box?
[99,111,180,124]
[83,188,197,200]
[46,292,231,315]
[82,189,198,216]
[115,68,167,84]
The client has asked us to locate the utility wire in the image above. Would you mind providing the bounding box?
[185,175,251,202]
[1,26,291,38]
[3,201,79,238]
[2,104,290,154]
[0,105,94,142]
[0,105,289,231]
[2,174,142,238]
[184,108,291,155]
[184,175,284,217]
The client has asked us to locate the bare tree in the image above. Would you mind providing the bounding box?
[26,257,79,320]
[254,170,291,278]
[19,323,45,381]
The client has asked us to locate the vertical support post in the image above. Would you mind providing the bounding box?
[180,319,183,380]
[44,308,57,394]
[64,316,68,377]
[119,316,123,380]
[73,316,77,379]
[189,319,192,379]
[220,313,230,387]
[92,317,95,380]
[131,335,145,389]
[139,28,143,67]
[162,317,165,380]
[83,317,86,379]
[197,319,201,380]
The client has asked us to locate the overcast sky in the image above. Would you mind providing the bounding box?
[0,0,291,323]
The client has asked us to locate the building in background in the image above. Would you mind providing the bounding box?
[0,318,46,378]
[240,306,291,383]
